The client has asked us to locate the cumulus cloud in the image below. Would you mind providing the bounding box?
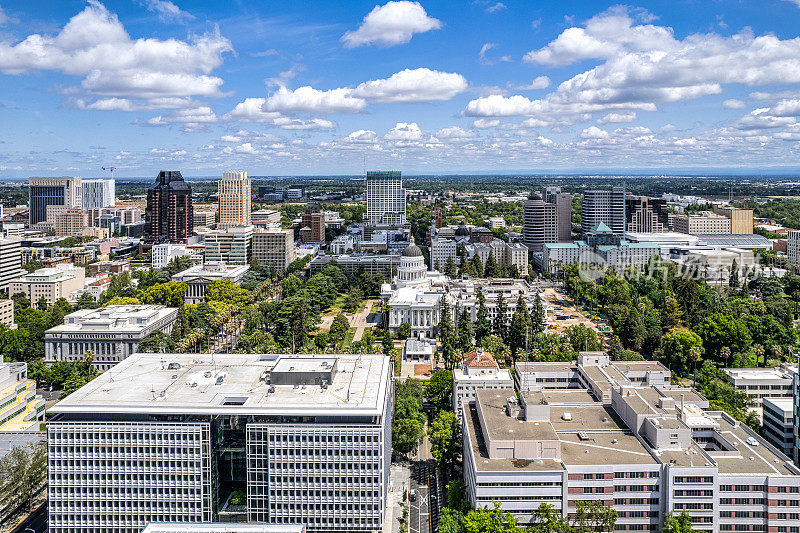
[145,106,218,132]
[510,76,550,90]
[598,111,636,124]
[466,6,800,125]
[138,0,194,24]
[346,129,379,143]
[581,126,610,139]
[723,99,747,109]
[341,1,441,48]
[0,2,232,103]
[385,122,424,141]
[235,143,258,154]
[353,68,468,102]
[262,86,366,114]
[436,126,475,140]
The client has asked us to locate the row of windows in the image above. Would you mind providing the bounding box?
[674,490,713,497]
[616,485,659,492]
[674,503,713,510]
[614,498,659,505]
[720,526,768,532]
[616,511,659,518]
[719,511,764,518]
[720,484,766,492]
[719,498,764,505]
[674,476,714,484]
[477,481,562,487]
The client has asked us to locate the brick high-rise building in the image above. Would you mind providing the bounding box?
[218,170,251,229]
[299,203,325,244]
[144,171,193,246]
[54,207,88,237]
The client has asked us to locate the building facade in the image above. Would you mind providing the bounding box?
[47,353,392,533]
[365,171,406,226]
[9,264,85,304]
[144,171,194,245]
[788,230,800,271]
[299,204,325,245]
[204,226,253,265]
[626,195,669,233]
[713,206,754,234]
[762,397,794,458]
[194,211,216,228]
[54,208,88,237]
[581,188,625,235]
[0,362,44,431]
[310,254,400,279]
[45,305,179,371]
[723,365,797,405]
[523,188,571,252]
[673,213,732,234]
[28,176,82,226]
[81,179,115,209]
[151,242,196,269]
[252,228,296,270]
[452,349,513,413]
[218,171,252,229]
[172,263,250,304]
[0,237,22,291]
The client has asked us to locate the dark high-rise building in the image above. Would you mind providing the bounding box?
[144,171,193,245]
[626,195,669,233]
[299,203,325,244]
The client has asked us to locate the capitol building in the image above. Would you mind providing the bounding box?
[381,239,448,340]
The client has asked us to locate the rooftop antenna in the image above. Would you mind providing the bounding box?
[102,166,117,179]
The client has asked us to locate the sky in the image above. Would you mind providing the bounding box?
[2,0,800,177]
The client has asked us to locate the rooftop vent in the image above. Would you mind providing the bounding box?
[578,431,590,441]
[562,412,572,421]
[167,362,181,370]
[204,371,212,378]
[222,396,247,406]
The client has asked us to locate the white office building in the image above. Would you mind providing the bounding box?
[172,263,250,303]
[581,187,625,235]
[152,242,196,269]
[47,352,392,533]
[0,237,22,291]
[723,365,797,405]
[82,179,115,209]
[789,230,800,270]
[45,305,179,371]
[452,349,513,413]
[762,397,794,457]
[365,171,406,225]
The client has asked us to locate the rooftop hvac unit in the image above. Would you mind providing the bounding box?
[562,412,572,421]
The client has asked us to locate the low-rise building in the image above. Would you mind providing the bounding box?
[47,352,391,533]
[172,262,249,303]
[194,210,216,227]
[403,339,435,362]
[252,227,296,270]
[251,209,282,226]
[673,212,732,234]
[762,397,794,457]
[87,260,130,276]
[0,362,44,432]
[723,365,797,404]
[310,254,400,279]
[204,225,253,265]
[463,355,800,530]
[448,278,548,325]
[0,299,15,329]
[152,242,195,269]
[9,264,85,304]
[452,349,513,413]
[45,305,178,371]
[487,216,506,229]
[54,207,87,237]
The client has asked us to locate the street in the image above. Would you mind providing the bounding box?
[12,503,47,533]
[408,427,442,533]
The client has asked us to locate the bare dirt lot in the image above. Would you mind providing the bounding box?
[540,287,608,335]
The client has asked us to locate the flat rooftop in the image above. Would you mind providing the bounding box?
[46,305,176,334]
[50,353,391,418]
[723,367,795,382]
[141,525,304,533]
[515,362,577,374]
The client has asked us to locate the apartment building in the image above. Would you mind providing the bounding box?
[47,352,392,533]
[0,237,22,291]
[0,299,15,329]
[81,179,115,209]
[299,204,326,245]
[523,189,571,252]
[452,348,513,413]
[28,176,82,226]
[673,213,732,235]
[9,264,85,304]
[54,208,88,237]
[151,242,196,269]
[365,171,406,225]
[218,171,252,229]
[172,263,249,303]
[45,305,179,371]
[463,353,800,531]
[761,397,794,457]
[723,365,797,405]
[252,228,296,270]
[788,230,800,270]
[0,362,44,431]
[204,225,253,265]
[713,206,754,234]
[581,188,625,235]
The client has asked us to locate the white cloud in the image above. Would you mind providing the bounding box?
[581,126,610,139]
[235,143,258,154]
[486,3,506,14]
[436,126,475,140]
[511,76,550,90]
[138,0,194,24]
[385,122,424,141]
[353,68,467,103]
[228,98,281,122]
[598,111,636,124]
[346,129,379,143]
[473,118,500,129]
[272,117,336,130]
[82,97,134,111]
[220,135,241,143]
[262,86,366,114]
[170,149,187,156]
[341,1,441,48]
[723,99,746,109]
[478,43,511,65]
[0,2,232,102]
[0,5,11,25]
[784,0,800,7]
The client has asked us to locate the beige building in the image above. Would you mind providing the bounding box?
[54,208,88,237]
[712,205,754,234]
[28,176,82,228]
[9,264,85,304]
[81,226,110,239]
[193,210,216,228]
[0,298,15,329]
[0,237,22,292]
[252,227,296,270]
[672,212,731,234]
[218,171,251,229]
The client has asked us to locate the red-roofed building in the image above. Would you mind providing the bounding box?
[453,348,513,413]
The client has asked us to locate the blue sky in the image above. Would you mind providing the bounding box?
[2,0,800,176]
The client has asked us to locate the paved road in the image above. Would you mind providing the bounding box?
[13,503,47,533]
[351,300,378,342]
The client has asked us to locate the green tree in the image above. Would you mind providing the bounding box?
[662,512,697,533]
[484,252,499,278]
[493,293,508,341]
[205,279,251,306]
[137,281,187,307]
[444,256,458,278]
[463,502,522,533]
[696,313,751,360]
[438,297,458,369]
[474,287,492,345]
[398,322,411,340]
[0,445,47,513]
[392,417,425,456]
[314,331,329,350]
[424,369,454,413]
[138,331,175,354]
[105,296,142,306]
[329,313,350,347]
[382,331,396,359]
[530,503,570,533]
[457,308,473,351]
[660,327,705,374]
[531,293,546,334]
[428,410,462,473]
[571,500,617,532]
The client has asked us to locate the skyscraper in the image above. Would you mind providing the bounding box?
[299,203,325,244]
[581,187,626,236]
[218,170,252,228]
[28,176,82,226]
[523,188,572,252]
[144,171,193,245]
[626,195,669,233]
[81,178,116,209]
[365,171,406,225]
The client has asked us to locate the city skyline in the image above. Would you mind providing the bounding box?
[2,1,800,176]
